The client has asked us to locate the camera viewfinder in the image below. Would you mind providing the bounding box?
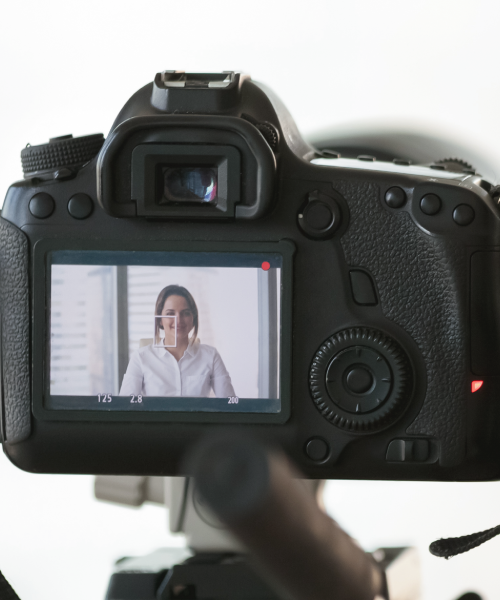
[159,166,218,206]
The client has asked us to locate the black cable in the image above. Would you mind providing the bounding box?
[0,570,21,600]
[430,524,500,558]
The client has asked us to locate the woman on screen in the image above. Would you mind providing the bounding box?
[119,285,236,398]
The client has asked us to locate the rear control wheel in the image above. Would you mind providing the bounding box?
[309,328,412,433]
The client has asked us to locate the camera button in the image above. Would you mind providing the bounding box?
[453,204,475,226]
[298,191,341,239]
[349,270,377,305]
[346,367,373,394]
[384,186,406,209]
[305,438,329,462]
[68,193,93,219]
[420,193,441,215]
[29,193,55,219]
[304,200,333,230]
[386,439,429,462]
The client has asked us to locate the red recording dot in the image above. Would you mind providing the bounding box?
[261,261,271,271]
[471,380,484,393]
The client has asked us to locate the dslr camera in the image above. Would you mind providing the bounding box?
[1,71,499,480]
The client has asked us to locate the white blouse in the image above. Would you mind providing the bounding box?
[119,339,236,398]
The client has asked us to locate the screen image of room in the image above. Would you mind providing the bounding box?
[50,264,281,400]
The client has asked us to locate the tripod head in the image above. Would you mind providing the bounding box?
[95,435,421,600]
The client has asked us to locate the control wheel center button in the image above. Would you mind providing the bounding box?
[345,366,373,394]
[325,345,393,414]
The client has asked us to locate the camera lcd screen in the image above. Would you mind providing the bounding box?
[47,250,282,415]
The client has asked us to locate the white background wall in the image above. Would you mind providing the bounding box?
[2,1,500,599]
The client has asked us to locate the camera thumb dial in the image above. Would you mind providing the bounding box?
[21,133,104,180]
[309,328,412,433]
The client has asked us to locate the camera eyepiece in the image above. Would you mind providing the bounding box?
[160,166,218,206]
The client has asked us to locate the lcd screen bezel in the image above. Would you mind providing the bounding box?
[32,238,294,424]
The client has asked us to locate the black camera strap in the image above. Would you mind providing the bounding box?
[430,524,500,558]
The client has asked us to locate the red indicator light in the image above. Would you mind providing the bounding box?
[472,380,484,393]
[261,261,271,271]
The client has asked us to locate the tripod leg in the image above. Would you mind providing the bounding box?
[187,433,386,600]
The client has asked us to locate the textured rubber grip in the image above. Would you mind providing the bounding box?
[0,217,31,443]
[338,180,467,467]
[21,133,104,177]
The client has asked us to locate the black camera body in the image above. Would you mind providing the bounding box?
[1,71,500,480]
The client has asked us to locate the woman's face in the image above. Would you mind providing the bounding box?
[161,295,195,345]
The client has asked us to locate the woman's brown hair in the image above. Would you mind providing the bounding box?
[154,285,199,344]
